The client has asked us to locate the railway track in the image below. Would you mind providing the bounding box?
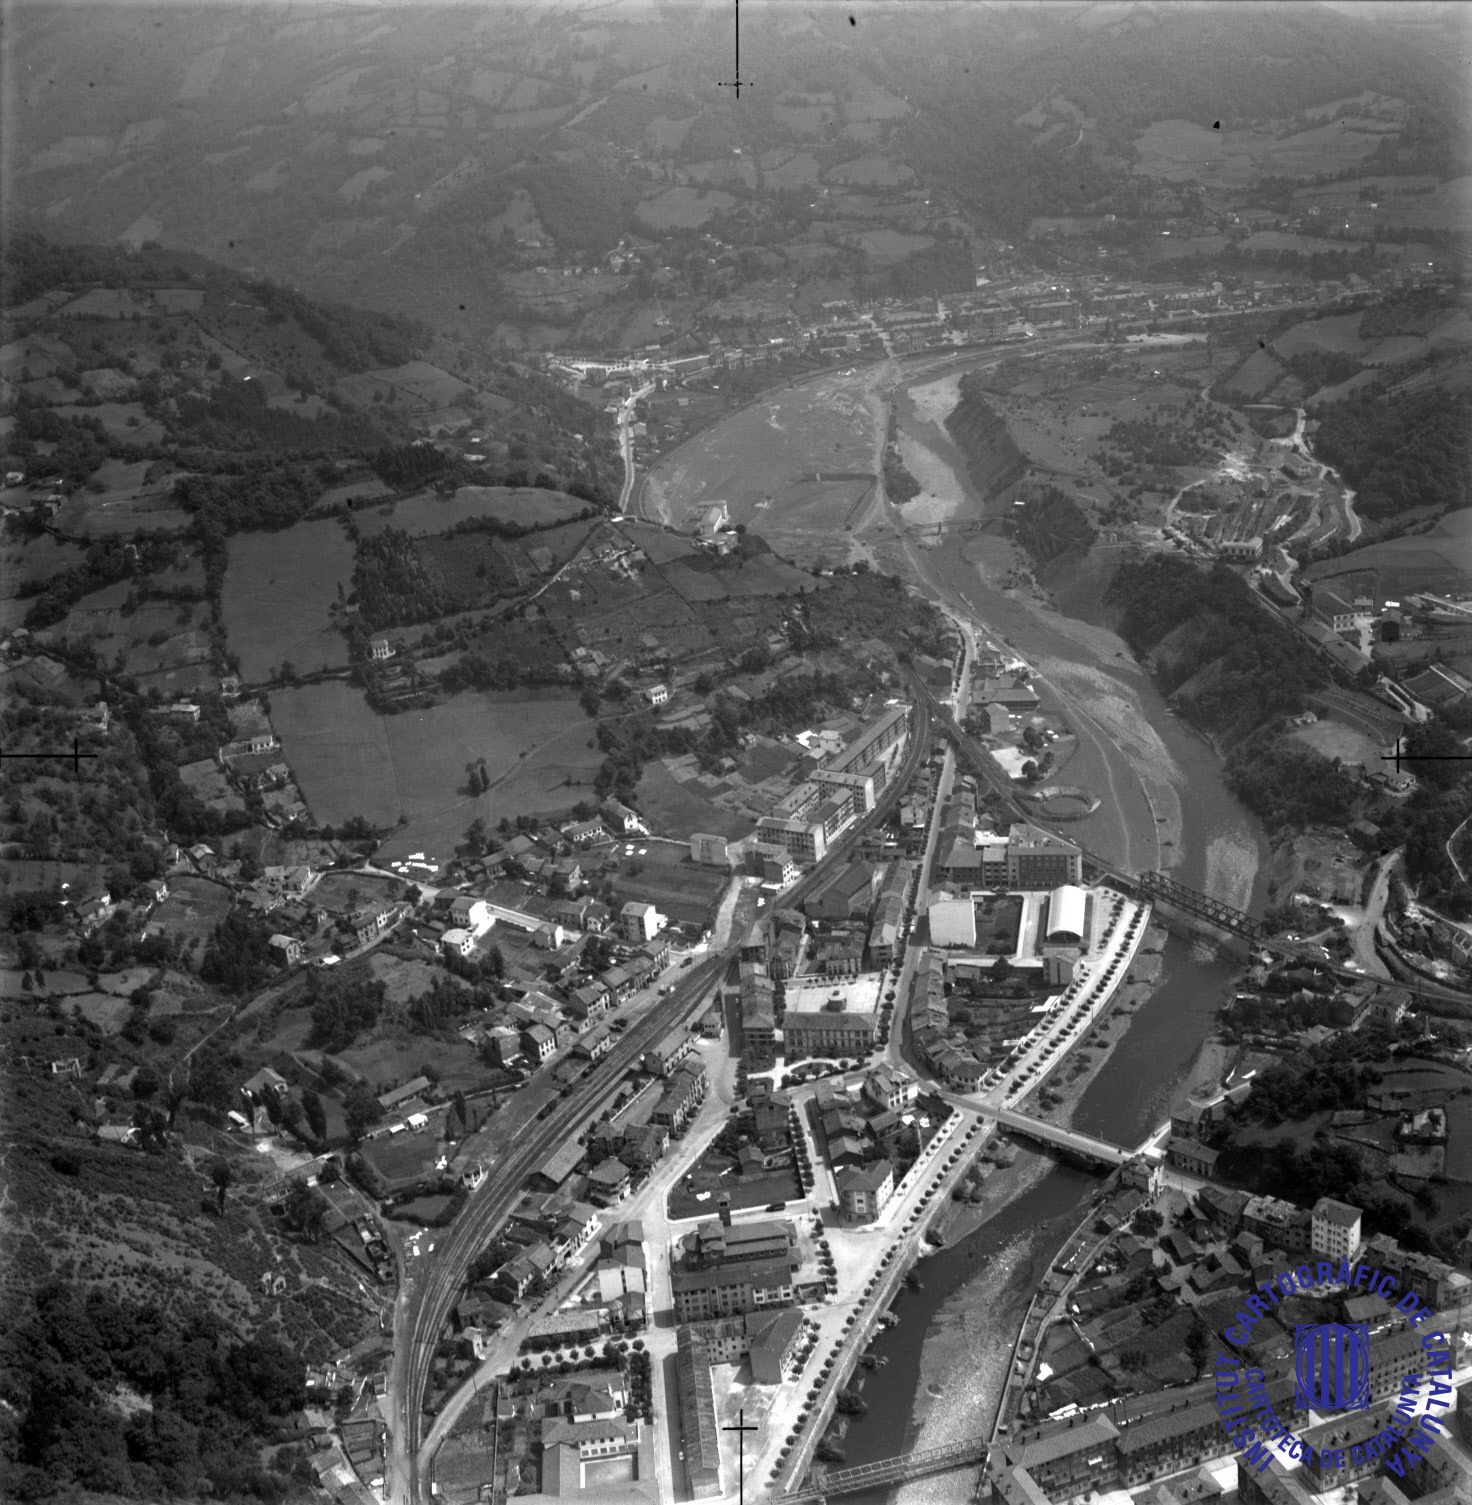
[398,698,933,1501]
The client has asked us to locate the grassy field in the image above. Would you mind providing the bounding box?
[56,494,192,536]
[273,681,599,852]
[1220,347,1288,400]
[2,534,85,592]
[1132,117,1384,185]
[51,400,165,445]
[221,519,355,681]
[826,154,913,186]
[335,360,475,415]
[661,552,815,601]
[1304,507,1472,600]
[763,149,821,187]
[53,589,211,676]
[635,187,736,230]
[1270,313,1368,358]
[269,683,398,827]
[635,759,751,841]
[856,230,933,261]
[1289,718,1383,766]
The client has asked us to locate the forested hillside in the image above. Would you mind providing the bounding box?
[1313,384,1472,524]
[0,1284,307,1500]
[1108,557,1325,738]
[0,233,620,543]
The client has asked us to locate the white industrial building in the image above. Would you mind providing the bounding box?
[1043,884,1088,946]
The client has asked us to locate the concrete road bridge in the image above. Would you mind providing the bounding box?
[973,1102,1142,1167]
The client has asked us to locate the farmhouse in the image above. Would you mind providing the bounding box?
[601,799,642,834]
[566,983,611,1025]
[351,906,397,946]
[267,933,302,967]
[973,679,1040,713]
[928,896,977,949]
[755,814,827,865]
[1313,589,1358,634]
[865,1065,918,1112]
[448,895,492,933]
[690,833,729,866]
[442,927,475,958]
[378,1075,433,1113]
[804,860,877,923]
[522,1023,557,1063]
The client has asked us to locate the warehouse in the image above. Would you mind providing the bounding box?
[1043,884,1088,945]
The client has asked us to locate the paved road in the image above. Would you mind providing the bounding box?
[617,381,655,513]
[388,707,934,1503]
[385,949,730,1504]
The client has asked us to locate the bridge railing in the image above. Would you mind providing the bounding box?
[772,1438,988,1502]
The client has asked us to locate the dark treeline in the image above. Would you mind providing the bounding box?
[0,230,208,304]
[174,373,388,452]
[352,527,463,627]
[199,910,280,994]
[174,462,327,534]
[251,280,423,374]
[593,666,874,804]
[306,974,387,1053]
[22,535,182,628]
[1379,721,1472,920]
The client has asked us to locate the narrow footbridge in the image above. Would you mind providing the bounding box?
[975,1103,1139,1167]
[772,1438,988,1503]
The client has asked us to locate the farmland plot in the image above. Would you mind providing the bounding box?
[221,520,355,681]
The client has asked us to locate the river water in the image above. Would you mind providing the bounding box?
[830,360,1274,1504]
[838,932,1251,1505]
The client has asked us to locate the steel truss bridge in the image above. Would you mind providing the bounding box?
[1131,869,1266,941]
[914,674,1472,1005]
[771,1438,989,1503]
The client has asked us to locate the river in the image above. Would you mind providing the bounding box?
[837,937,1258,1505]
[633,344,1273,1501]
[829,361,1273,1504]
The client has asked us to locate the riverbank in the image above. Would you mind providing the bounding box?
[881,927,1252,1505]
[634,342,1270,1505]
